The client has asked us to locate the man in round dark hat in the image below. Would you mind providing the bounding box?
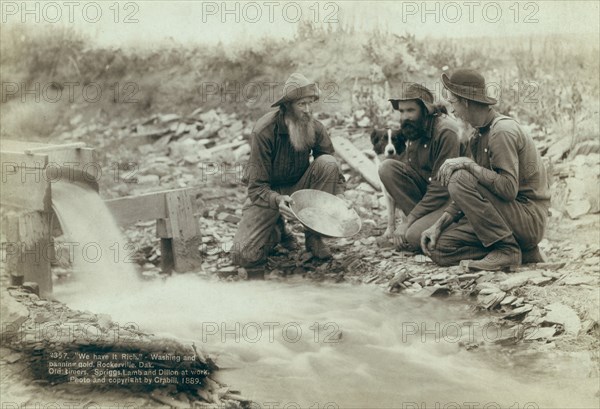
[379,83,464,250]
[230,73,346,267]
[421,68,550,271]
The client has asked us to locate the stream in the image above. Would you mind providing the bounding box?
[51,181,598,408]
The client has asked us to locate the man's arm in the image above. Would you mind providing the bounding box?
[245,130,281,209]
[312,121,335,158]
[313,122,346,193]
[467,129,520,201]
[440,130,520,202]
[420,211,455,256]
[408,128,462,224]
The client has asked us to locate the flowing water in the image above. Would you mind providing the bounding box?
[52,182,598,408]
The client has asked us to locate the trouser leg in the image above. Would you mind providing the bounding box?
[230,199,281,267]
[449,169,548,249]
[378,159,426,216]
[431,169,548,265]
[289,154,345,195]
[404,205,448,250]
[446,169,513,247]
[429,218,488,266]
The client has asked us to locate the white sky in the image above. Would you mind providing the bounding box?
[2,1,599,48]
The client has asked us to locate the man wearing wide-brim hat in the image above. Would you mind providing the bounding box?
[230,73,346,267]
[379,83,465,250]
[421,68,551,271]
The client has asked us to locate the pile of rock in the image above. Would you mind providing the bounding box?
[0,286,252,407]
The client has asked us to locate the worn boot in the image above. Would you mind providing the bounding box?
[461,235,522,272]
[305,231,332,260]
[521,245,546,264]
[277,218,299,251]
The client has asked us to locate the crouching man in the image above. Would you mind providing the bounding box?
[421,69,550,271]
[379,83,464,251]
[230,73,346,267]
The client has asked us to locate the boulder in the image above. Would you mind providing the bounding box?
[0,290,29,336]
[543,303,582,335]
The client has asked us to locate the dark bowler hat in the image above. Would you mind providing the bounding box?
[388,83,436,114]
[441,68,497,105]
[271,73,320,108]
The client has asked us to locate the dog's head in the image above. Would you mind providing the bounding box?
[370,128,406,157]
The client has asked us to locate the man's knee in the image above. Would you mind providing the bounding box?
[313,154,340,175]
[404,225,422,250]
[447,169,477,198]
[230,241,268,267]
[378,159,410,188]
[428,235,458,267]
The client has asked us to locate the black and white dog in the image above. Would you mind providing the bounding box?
[370,128,406,238]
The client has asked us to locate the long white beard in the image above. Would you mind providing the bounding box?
[286,116,316,152]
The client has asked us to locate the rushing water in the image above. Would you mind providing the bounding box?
[52,182,598,408]
[51,181,139,289]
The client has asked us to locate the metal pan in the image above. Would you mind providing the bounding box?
[290,189,362,238]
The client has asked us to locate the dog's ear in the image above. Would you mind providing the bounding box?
[370,129,379,144]
[391,129,407,154]
[391,129,404,141]
[432,103,448,116]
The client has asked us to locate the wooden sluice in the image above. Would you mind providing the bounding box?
[1,140,202,297]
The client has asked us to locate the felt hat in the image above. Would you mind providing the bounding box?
[271,73,320,107]
[441,68,497,105]
[388,83,436,114]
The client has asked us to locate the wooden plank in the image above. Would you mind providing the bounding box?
[0,140,46,152]
[4,216,20,281]
[104,187,201,227]
[24,142,86,154]
[1,148,99,193]
[46,147,95,167]
[1,155,51,211]
[331,135,381,190]
[165,190,202,272]
[18,212,52,297]
[166,190,197,239]
[105,191,168,226]
[156,218,172,238]
[160,238,175,275]
[1,151,48,171]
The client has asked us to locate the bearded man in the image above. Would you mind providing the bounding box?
[378,83,464,250]
[230,73,346,268]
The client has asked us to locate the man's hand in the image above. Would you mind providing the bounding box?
[392,222,409,248]
[420,224,442,257]
[438,157,475,186]
[277,195,296,219]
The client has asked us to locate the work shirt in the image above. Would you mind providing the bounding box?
[445,110,551,219]
[399,115,464,220]
[243,110,344,209]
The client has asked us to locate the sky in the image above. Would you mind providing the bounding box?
[2,1,599,48]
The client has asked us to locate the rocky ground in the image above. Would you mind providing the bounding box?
[2,107,599,406]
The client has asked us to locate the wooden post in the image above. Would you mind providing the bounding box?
[156,218,174,275]
[4,212,52,296]
[105,187,203,275]
[165,190,202,272]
